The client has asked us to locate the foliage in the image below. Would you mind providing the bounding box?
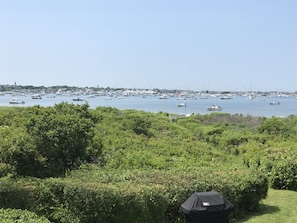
[0,208,50,223]
[0,166,267,223]
[269,151,297,190]
[23,103,95,176]
[0,107,26,127]
[245,148,297,191]
[0,106,296,222]
[0,103,97,177]
[242,116,297,190]
[258,117,296,138]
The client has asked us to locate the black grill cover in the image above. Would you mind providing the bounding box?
[181,191,234,223]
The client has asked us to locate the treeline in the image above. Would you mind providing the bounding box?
[0,104,296,222]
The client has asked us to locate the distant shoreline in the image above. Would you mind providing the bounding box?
[1,84,296,96]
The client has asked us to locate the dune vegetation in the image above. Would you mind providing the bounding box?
[0,103,296,222]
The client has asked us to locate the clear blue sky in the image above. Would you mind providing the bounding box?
[1,0,296,91]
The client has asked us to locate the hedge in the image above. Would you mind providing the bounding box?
[0,167,268,223]
[0,208,50,223]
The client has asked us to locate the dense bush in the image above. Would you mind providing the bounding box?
[22,103,95,177]
[0,177,36,210]
[268,151,297,190]
[0,103,98,177]
[217,115,297,191]
[0,208,50,223]
[0,106,295,222]
[258,116,297,138]
[0,167,267,223]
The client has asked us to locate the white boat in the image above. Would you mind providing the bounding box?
[200,94,208,99]
[177,103,187,107]
[9,98,25,104]
[159,94,168,99]
[269,101,280,105]
[31,94,42,99]
[220,96,232,100]
[246,95,256,100]
[207,105,222,111]
[86,95,96,98]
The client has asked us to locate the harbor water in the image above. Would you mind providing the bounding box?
[1,94,296,118]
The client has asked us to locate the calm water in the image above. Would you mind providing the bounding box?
[1,94,297,117]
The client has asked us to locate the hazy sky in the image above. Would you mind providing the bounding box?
[1,0,296,91]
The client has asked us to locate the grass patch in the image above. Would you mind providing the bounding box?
[236,189,297,223]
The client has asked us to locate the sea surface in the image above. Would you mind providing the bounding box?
[1,94,297,118]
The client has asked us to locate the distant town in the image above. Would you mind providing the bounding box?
[0,83,296,99]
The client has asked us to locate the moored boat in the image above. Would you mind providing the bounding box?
[31,94,42,99]
[72,97,84,101]
[9,98,25,104]
[269,101,280,105]
[207,105,222,111]
[177,103,187,107]
[220,96,232,100]
[159,94,168,99]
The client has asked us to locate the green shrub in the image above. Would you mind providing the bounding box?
[0,167,268,223]
[0,163,14,177]
[0,177,36,210]
[62,167,268,222]
[64,183,168,223]
[0,208,50,223]
[270,157,297,190]
[258,117,296,138]
[2,108,287,222]
[244,148,297,191]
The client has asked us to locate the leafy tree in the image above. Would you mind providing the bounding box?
[258,117,292,137]
[128,114,152,136]
[19,103,96,177]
